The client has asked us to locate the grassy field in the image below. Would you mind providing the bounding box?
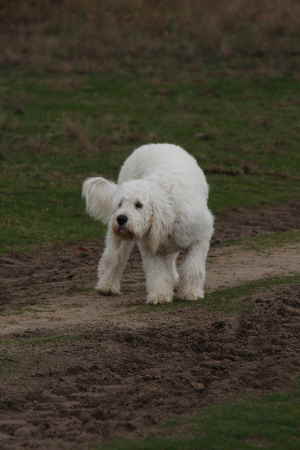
[1,1,300,252]
[1,72,300,253]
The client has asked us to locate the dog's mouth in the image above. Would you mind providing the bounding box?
[112,224,134,240]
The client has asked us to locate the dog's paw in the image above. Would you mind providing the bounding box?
[176,289,204,301]
[146,293,173,305]
[95,283,121,296]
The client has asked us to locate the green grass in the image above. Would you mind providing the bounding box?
[1,72,300,252]
[97,380,300,450]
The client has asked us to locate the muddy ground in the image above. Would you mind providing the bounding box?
[0,201,300,450]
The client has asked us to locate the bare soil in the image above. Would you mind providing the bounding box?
[0,202,299,450]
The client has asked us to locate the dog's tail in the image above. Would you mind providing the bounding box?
[82,177,116,224]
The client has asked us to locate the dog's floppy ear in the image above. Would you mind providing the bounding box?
[148,188,175,254]
[82,177,117,224]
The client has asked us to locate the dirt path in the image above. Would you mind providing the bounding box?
[0,240,299,450]
[207,242,300,290]
[1,242,299,337]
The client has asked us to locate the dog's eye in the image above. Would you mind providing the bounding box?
[118,200,123,208]
[135,201,143,209]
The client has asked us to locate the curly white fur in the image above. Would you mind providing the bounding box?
[82,143,214,304]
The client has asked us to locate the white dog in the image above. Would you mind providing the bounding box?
[82,143,214,304]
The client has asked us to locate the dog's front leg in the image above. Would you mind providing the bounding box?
[96,230,133,295]
[139,246,174,304]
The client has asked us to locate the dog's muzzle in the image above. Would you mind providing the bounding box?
[113,215,134,240]
[117,214,128,226]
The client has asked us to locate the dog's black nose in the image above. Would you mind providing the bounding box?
[117,214,128,226]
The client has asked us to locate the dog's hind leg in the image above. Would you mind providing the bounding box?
[176,239,210,300]
[96,230,134,295]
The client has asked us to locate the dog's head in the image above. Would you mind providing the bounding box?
[82,177,175,253]
[111,180,153,241]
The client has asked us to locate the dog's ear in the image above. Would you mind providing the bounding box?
[148,189,175,254]
[82,177,117,224]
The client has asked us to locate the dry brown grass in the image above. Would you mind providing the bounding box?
[1,0,300,74]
